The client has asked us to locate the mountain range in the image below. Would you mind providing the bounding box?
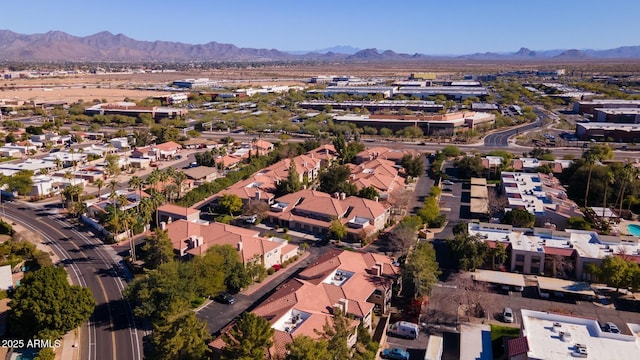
[1,30,640,62]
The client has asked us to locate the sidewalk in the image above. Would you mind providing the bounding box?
[241,250,310,297]
[58,330,79,360]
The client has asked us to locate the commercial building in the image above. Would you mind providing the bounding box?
[468,222,640,280]
[171,78,215,89]
[309,86,396,99]
[573,99,640,115]
[334,111,495,135]
[513,309,640,359]
[85,102,187,120]
[594,108,640,123]
[298,100,444,113]
[576,122,640,142]
[395,86,489,100]
[501,172,582,229]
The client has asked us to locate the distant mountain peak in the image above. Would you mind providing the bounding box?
[554,49,588,59]
[515,47,537,57]
[0,30,640,62]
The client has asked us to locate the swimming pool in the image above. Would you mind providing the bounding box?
[628,224,640,236]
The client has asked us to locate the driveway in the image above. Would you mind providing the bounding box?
[195,245,331,334]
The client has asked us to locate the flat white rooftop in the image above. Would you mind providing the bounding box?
[460,323,492,360]
[521,309,640,360]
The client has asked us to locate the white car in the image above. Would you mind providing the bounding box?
[442,180,454,185]
[245,215,258,224]
[503,307,514,323]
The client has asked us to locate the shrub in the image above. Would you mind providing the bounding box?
[0,220,13,235]
[267,268,275,276]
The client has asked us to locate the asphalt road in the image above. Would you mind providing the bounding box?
[196,244,331,335]
[484,119,543,147]
[200,132,639,161]
[3,203,142,360]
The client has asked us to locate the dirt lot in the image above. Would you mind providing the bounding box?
[3,60,640,104]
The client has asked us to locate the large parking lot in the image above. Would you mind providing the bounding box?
[427,281,640,336]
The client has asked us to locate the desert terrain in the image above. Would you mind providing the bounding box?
[2,60,640,104]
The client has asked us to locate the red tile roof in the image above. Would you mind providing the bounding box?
[507,336,529,357]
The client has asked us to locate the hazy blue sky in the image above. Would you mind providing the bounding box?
[3,0,638,55]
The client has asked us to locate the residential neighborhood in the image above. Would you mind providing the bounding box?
[2,40,640,360]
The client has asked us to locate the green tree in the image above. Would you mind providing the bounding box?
[4,170,34,195]
[218,194,243,216]
[417,196,440,226]
[207,245,251,292]
[400,154,425,178]
[357,186,380,200]
[582,145,614,208]
[404,242,441,298]
[142,230,175,269]
[222,312,274,360]
[8,267,94,339]
[105,154,121,178]
[502,208,535,228]
[589,255,633,293]
[316,310,352,360]
[128,175,143,193]
[441,145,461,158]
[285,336,330,360]
[329,219,347,241]
[567,216,591,230]
[147,312,210,360]
[454,155,484,179]
[94,178,105,199]
[33,348,55,360]
[319,164,357,195]
[276,161,302,196]
[448,232,489,271]
[332,135,364,164]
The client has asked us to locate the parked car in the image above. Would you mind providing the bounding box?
[381,347,410,360]
[604,322,620,333]
[245,214,258,224]
[442,180,454,185]
[214,292,235,305]
[503,307,514,323]
[387,321,419,339]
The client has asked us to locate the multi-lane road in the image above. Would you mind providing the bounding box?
[3,203,142,360]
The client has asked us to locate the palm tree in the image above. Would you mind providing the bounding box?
[138,197,154,231]
[94,178,104,199]
[150,191,166,228]
[158,170,170,192]
[108,180,119,199]
[173,171,187,199]
[602,170,615,218]
[53,158,62,170]
[163,183,179,203]
[128,175,143,194]
[617,162,637,217]
[146,169,162,192]
[583,152,598,208]
[114,193,136,261]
